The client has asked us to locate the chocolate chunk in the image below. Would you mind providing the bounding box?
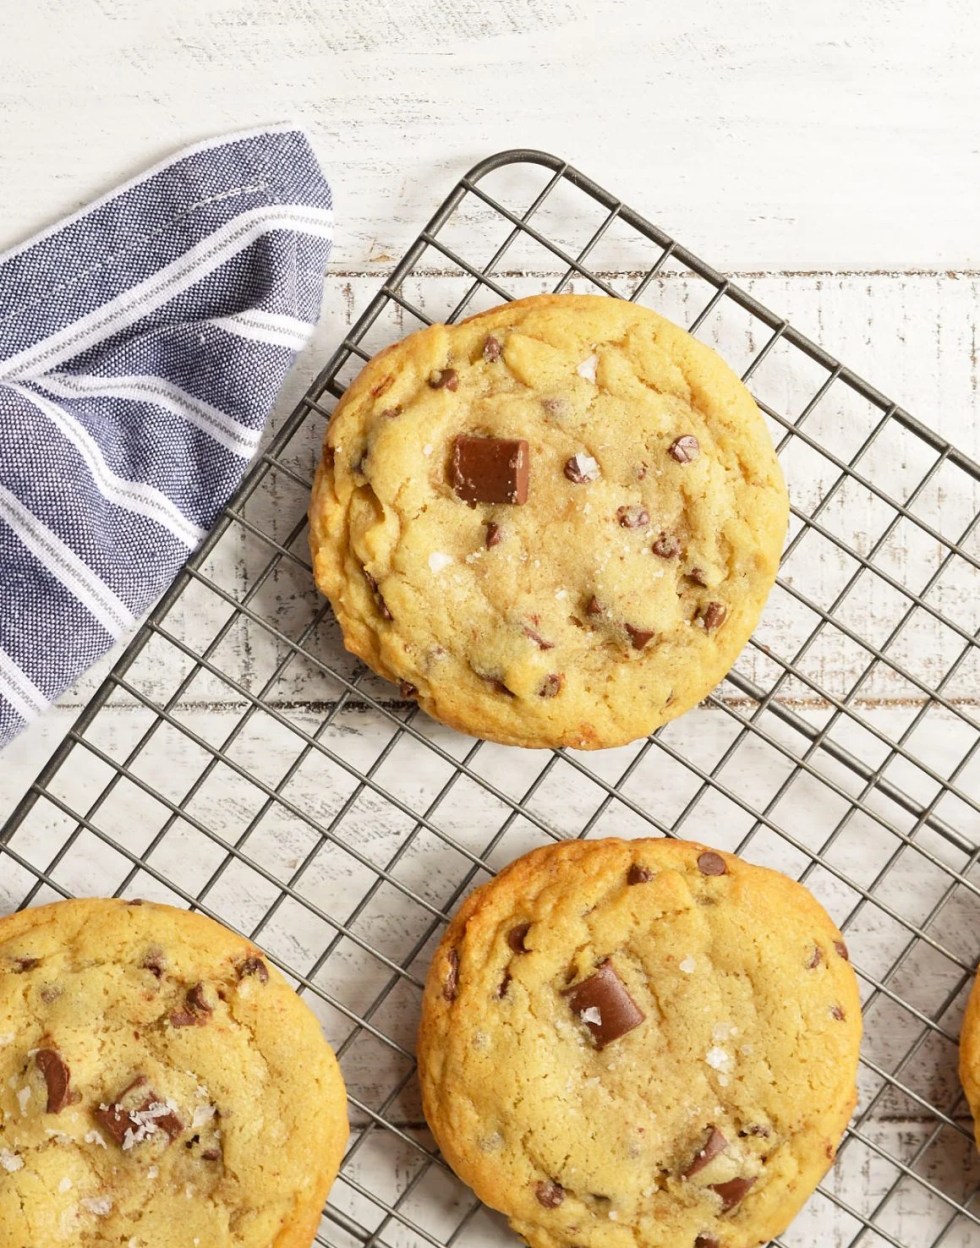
[695,1237,720,1248]
[202,1147,221,1161]
[617,505,650,529]
[399,681,418,698]
[379,405,403,419]
[535,1179,565,1208]
[443,949,459,1002]
[668,434,700,464]
[187,983,212,1014]
[539,674,564,698]
[507,924,531,953]
[170,983,213,1028]
[452,435,529,505]
[237,956,269,984]
[428,368,459,391]
[687,567,708,587]
[141,946,166,979]
[127,899,145,906]
[485,521,502,548]
[363,570,394,620]
[697,851,728,877]
[698,602,727,631]
[563,453,600,484]
[711,1175,756,1212]
[483,336,502,363]
[625,624,655,650]
[562,959,645,1049]
[496,971,512,999]
[488,677,516,697]
[371,375,394,399]
[652,534,681,558]
[807,946,823,969]
[95,1078,184,1148]
[682,1126,728,1178]
[523,624,554,650]
[586,595,603,617]
[835,939,850,961]
[35,1049,71,1114]
[13,957,39,972]
[831,1004,846,1021]
[627,864,653,885]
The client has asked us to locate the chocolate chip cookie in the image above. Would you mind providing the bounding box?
[309,294,788,749]
[0,898,348,1248]
[417,838,861,1248]
[960,969,980,1150]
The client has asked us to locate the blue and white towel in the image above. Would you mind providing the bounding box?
[0,125,333,749]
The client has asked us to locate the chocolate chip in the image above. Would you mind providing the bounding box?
[535,1179,565,1208]
[371,375,394,398]
[687,567,708,587]
[627,865,653,885]
[652,534,681,558]
[807,946,823,969]
[711,1175,756,1212]
[443,949,459,1002]
[399,680,418,698]
[695,1237,720,1248]
[13,957,39,972]
[485,521,502,548]
[523,624,554,650]
[831,1004,846,1021]
[617,505,650,529]
[586,595,603,617]
[698,602,727,631]
[428,368,459,391]
[141,946,166,979]
[682,1126,728,1178]
[452,435,529,505]
[697,851,728,877]
[668,434,700,464]
[835,940,850,961]
[237,956,269,984]
[625,624,655,650]
[483,336,502,362]
[507,924,531,953]
[35,1048,71,1114]
[562,959,645,1048]
[563,453,600,484]
[539,674,564,698]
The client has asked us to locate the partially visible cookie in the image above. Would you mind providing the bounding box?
[0,898,348,1248]
[961,969,980,1151]
[309,293,788,749]
[417,838,861,1248]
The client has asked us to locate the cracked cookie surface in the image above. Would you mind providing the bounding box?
[960,971,980,1151]
[0,898,348,1248]
[309,294,788,749]
[417,838,861,1248]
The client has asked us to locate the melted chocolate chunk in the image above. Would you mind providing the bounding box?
[538,674,564,698]
[652,534,681,559]
[668,434,700,464]
[379,405,403,419]
[523,624,555,650]
[13,957,39,972]
[562,959,645,1049]
[170,983,213,1028]
[488,676,516,697]
[428,368,459,391]
[35,1048,71,1114]
[483,336,502,363]
[807,946,823,969]
[697,851,728,877]
[835,939,850,961]
[627,864,653,885]
[452,435,529,504]
[687,567,708,587]
[363,570,394,620]
[237,956,269,984]
[202,1147,222,1161]
[485,521,503,548]
[563,453,600,484]
[625,624,655,650]
[739,1123,771,1138]
[711,1175,756,1212]
[695,1237,720,1248]
[535,1179,565,1208]
[507,923,531,953]
[95,1078,184,1148]
[443,949,459,1002]
[399,680,418,698]
[496,971,512,999]
[617,505,650,529]
[698,602,727,631]
[371,375,394,399]
[682,1126,728,1178]
[141,946,166,979]
[831,1004,846,1021]
[586,595,603,617]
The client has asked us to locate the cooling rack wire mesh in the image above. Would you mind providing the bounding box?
[2,149,979,1248]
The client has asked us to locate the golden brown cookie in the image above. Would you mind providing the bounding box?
[417,838,861,1248]
[309,294,788,749]
[960,967,980,1150]
[0,898,348,1248]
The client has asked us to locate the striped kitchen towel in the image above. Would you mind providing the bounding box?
[0,125,333,749]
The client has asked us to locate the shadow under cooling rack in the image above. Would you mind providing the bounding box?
[2,149,980,1248]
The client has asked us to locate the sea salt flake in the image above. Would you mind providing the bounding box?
[423,444,434,457]
[192,1104,216,1129]
[0,1148,24,1172]
[81,1196,113,1216]
[147,1165,160,1180]
[580,1006,602,1026]
[568,452,600,482]
[608,1210,619,1221]
[84,1130,107,1149]
[576,353,599,383]
[555,589,567,599]
[712,1023,738,1042]
[706,1046,733,1071]
[0,1032,14,1046]
[428,551,453,573]
[17,1086,31,1114]
[59,1177,73,1193]
[679,956,696,974]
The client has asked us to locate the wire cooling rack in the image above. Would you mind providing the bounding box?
[2,149,980,1248]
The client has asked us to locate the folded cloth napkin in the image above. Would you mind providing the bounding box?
[0,125,333,749]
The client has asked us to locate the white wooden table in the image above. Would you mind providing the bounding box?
[1,4,979,1248]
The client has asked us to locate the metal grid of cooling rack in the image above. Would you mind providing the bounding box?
[2,149,980,1248]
